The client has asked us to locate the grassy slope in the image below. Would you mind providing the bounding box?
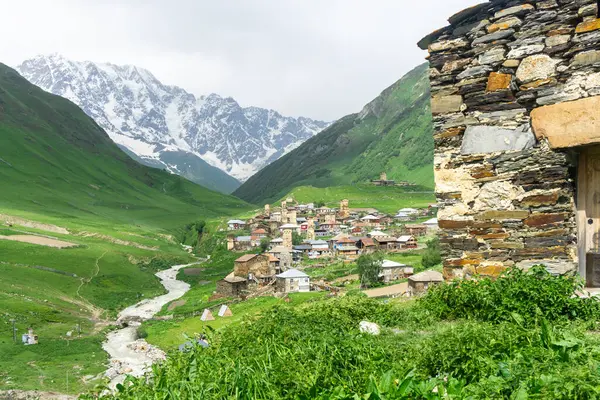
[281,185,435,214]
[233,64,433,204]
[0,63,251,230]
[0,63,252,394]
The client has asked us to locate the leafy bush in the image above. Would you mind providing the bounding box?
[177,220,206,247]
[421,237,441,268]
[136,326,148,339]
[420,266,600,325]
[357,253,383,288]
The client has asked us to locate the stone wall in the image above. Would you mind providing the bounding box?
[418,0,600,279]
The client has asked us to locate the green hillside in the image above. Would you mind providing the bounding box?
[0,63,250,228]
[118,146,241,194]
[0,63,252,393]
[233,63,433,204]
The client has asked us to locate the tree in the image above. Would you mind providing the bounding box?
[422,237,442,268]
[357,253,383,289]
[259,238,270,253]
[292,232,303,246]
[314,200,326,208]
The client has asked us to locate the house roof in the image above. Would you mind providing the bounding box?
[361,215,379,220]
[424,218,438,225]
[277,268,309,278]
[267,254,280,262]
[228,220,246,224]
[397,235,415,243]
[280,224,299,229]
[374,236,397,243]
[294,245,312,251]
[252,228,267,234]
[359,238,376,246]
[223,272,248,283]
[236,236,252,242]
[271,238,284,243]
[337,237,356,244]
[399,208,419,214]
[235,254,259,262]
[368,230,387,237]
[409,270,444,283]
[381,260,406,268]
[405,224,427,229]
[307,240,328,245]
[269,246,290,253]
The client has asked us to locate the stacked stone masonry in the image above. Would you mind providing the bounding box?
[419,0,600,279]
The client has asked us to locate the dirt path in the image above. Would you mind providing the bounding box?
[363,282,408,298]
[0,235,77,248]
[102,262,200,389]
[75,251,108,323]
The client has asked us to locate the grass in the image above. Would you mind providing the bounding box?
[145,292,325,350]
[0,62,253,394]
[280,185,435,214]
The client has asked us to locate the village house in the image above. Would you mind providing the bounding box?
[337,245,360,260]
[251,228,268,239]
[408,270,444,296]
[404,224,427,237]
[267,253,280,272]
[397,235,418,249]
[419,0,600,281]
[276,269,311,293]
[227,220,246,231]
[394,212,413,222]
[216,273,248,297]
[360,215,381,227]
[227,235,260,251]
[373,236,399,252]
[367,230,387,238]
[319,221,342,234]
[379,260,414,283]
[315,229,329,238]
[423,218,439,232]
[233,254,275,283]
[356,237,377,253]
[269,237,283,249]
[372,172,396,186]
[399,208,419,216]
[306,240,330,257]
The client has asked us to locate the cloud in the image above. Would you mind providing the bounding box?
[1,0,480,120]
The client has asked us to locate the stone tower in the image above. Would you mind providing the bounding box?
[227,235,235,251]
[264,204,271,216]
[325,213,336,224]
[339,199,350,219]
[307,217,316,241]
[380,172,387,181]
[282,227,293,249]
[287,208,297,224]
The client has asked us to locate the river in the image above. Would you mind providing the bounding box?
[102,262,198,389]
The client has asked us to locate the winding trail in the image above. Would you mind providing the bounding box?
[102,262,199,389]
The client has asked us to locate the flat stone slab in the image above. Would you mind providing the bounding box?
[531,96,600,149]
[461,125,536,155]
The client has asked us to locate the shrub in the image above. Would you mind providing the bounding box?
[421,237,441,268]
[419,266,600,325]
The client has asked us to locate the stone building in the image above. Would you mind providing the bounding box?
[216,273,248,297]
[281,224,297,249]
[233,254,274,280]
[339,199,350,219]
[306,217,316,241]
[419,0,600,284]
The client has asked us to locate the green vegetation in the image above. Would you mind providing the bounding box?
[357,253,383,288]
[421,237,442,269]
[85,268,600,399]
[233,63,434,204]
[281,185,435,215]
[0,63,252,394]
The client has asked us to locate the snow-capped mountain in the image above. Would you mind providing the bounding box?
[17,54,329,183]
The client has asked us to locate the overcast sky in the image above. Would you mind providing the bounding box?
[1,0,479,121]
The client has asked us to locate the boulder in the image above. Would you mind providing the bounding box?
[359,321,381,335]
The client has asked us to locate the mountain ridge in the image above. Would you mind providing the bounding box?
[16,54,329,187]
[233,63,434,204]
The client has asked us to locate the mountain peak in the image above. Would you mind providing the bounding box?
[17,54,330,181]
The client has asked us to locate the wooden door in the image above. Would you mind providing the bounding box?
[579,146,600,287]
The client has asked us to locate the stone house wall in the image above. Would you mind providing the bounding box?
[419,0,600,279]
[234,255,273,278]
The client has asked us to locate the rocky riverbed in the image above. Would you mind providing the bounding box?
[102,262,198,389]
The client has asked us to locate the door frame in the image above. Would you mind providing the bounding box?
[577,146,600,286]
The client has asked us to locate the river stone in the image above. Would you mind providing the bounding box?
[472,29,516,46]
[461,125,536,155]
[531,96,600,149]
[516,54,557,83]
